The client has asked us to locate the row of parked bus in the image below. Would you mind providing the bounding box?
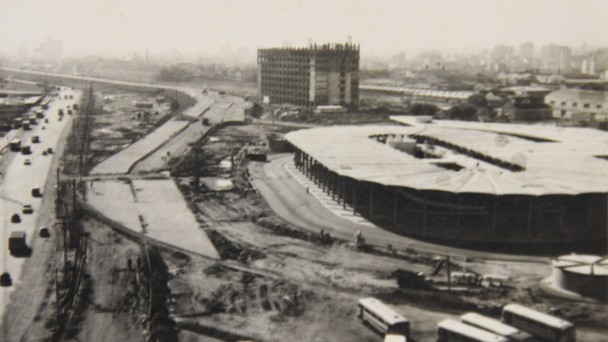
[358,297,575,342]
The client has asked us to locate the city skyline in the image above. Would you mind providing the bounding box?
[1,0,606,59]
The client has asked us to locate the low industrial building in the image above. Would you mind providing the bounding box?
[284,117,608,253]
[545,89,608,125]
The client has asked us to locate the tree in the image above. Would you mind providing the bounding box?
[447,104,478,121]
[154,67,194,83]
[467,94,488,108]
[408,103,440,116]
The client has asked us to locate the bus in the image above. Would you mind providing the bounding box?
[461,313,537,341]
[438,319,510,342]
[358,297,410,339]
[502,305,575,342]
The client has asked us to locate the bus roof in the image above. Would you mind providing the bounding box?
[462,313,532,338]
[503,304,573,329]
[439,320,510,342]
[358,297,408,325]
[384,333,407,342]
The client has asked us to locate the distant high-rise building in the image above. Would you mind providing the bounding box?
[581,58,597,75]
[540,44,572,73]
[519,42,534,65]
[491,45,515,62]
[257,43,360,107]
[33,38,63,60]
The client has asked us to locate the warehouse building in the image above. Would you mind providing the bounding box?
[257,43,359,108]
[545,89,608,125]
[284,117,608,253]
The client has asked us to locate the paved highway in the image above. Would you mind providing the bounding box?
[0,87,79,321]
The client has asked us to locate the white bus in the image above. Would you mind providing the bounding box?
[502,305,575,342]
[461,313,537,342]
[358,297,409,339]
[438,319,510,342]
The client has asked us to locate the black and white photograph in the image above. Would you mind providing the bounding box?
[0,0,606,341]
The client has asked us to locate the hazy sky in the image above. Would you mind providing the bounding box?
[1,0,606,58]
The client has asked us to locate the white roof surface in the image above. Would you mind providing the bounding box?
[358,297,408,325]
[360,85,474,100]
[554,254,608,276]
[461,313,523,337]
[284,117,608,195]
[438,320,509,342]
[503,305,573,329]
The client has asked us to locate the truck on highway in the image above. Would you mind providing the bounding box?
[9,138,21,152]
[31,135,40,143]
[13,118,22,129]
[22,122,31,130]
[9,231,28,256]
[35,109,44,118]
[58,108,64,116]
[28,115,37,125]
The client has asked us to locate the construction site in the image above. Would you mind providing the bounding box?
[0,68,605,342]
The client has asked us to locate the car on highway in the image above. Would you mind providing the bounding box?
[39,227,51,238]
[32,187,42,197]
[24,158,31,165]
[0,272,12,287]
[22,205,34,214]
[11,214,21,223]
[31,135,40,143]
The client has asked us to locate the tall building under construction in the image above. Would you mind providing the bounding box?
[257,43,360,108]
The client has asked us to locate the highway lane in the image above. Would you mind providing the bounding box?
[131,92,248,173]
[0,87,80,320]
[2,69,251,175]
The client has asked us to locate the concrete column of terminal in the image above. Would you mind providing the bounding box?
[392,188,399,229]
[491,197,497,238]
[369,183,374,219]
[352,182,358,215]
[341,178,347,209]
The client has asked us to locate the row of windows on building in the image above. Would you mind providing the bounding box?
[549,101,603,109]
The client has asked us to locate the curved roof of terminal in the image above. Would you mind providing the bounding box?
[284,117,608,195]
[360,85,474,100]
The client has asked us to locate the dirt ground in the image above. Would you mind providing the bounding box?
[88,89,174,166]
[73,217,146,342]
[164,123,608,341]
[8,81,602,341]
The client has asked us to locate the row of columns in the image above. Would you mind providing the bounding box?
[293,149,591,239]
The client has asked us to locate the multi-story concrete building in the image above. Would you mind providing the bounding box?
[257,43,359,108]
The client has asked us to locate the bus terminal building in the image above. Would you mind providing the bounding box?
[284,117,608,253]
[257,43,359,108]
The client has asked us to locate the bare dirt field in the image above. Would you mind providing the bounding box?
[163,123,607,341]
[88,89,175,168]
